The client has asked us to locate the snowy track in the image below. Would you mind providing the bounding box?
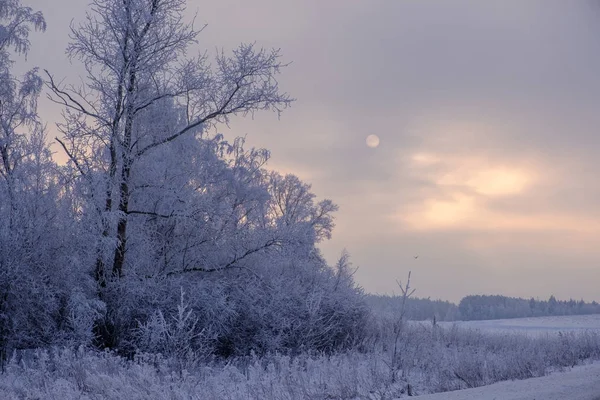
[414,362,600,400]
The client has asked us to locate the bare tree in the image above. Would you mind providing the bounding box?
[387,270,415,389]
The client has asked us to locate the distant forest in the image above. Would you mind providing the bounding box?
[367,294,600,322]
[366,295,460,321]
[458,295,600,321]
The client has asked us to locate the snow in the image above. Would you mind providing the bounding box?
[440,314,600,336]
[411,315,600,400]
[414,362,600,400]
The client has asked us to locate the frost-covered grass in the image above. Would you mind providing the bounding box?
[2,322,600,399]
[415,362,600,400]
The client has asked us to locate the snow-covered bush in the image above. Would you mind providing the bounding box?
[67,291,106,348]
[126,251,369,359]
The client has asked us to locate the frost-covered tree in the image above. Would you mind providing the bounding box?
[0,0,102,360]
[43,0,369,355]
[47,0,292,286]
[0,0,65,361]
[46,0,293,348]
[264,171,338,245]
[0,0,45,223]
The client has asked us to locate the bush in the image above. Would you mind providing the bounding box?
[100,252,371,359]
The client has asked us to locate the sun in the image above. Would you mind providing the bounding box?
[366,134,380,148]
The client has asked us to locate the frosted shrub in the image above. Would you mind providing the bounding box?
[67,291,106,347]
[136,289,214,372]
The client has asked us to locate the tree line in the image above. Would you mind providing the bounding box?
[458,295,600,321]
[366,295,460,322]
[367,294,600,322]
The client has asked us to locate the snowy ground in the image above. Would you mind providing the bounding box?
[414,361,600,400]
[412,315,600,399]
[439,314,600,336]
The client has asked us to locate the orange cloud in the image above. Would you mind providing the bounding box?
[465,167,533,197]
[396,149,597,233]
[419,192,476,227]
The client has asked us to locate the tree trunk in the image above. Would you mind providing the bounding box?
[111,55,137,278]
[94,142,116,287]
[112,165,130,278]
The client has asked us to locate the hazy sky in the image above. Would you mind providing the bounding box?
[21,0,600,302]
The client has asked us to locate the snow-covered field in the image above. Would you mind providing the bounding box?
[414,361,600,400]
[441,314,600,336]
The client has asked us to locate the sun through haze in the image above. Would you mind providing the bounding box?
[23,0,600,302]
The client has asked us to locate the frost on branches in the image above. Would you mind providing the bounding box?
[3,0,372,358]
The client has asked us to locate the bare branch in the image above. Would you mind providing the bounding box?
[54,137,87,177]
[167,238,281,276]
[44,70,108,126]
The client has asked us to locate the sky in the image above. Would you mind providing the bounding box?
[20,0,600,302]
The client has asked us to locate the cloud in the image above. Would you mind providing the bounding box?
[21,0,600,301]
[396,143,600,235]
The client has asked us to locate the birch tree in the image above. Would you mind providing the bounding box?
[0,0,46,226]
[47,0,292,286]
[0,0,62,361]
